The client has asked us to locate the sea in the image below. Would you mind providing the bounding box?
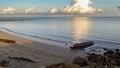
[0,16,120,49]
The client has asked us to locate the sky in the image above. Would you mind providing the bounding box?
[0,0,120,16]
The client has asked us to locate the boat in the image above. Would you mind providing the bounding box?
[70,41,94,49]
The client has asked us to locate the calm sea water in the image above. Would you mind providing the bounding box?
[0,17,120,49]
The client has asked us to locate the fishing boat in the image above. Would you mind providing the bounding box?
[70,41,94,49]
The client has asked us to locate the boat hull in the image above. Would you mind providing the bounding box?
[70,42,94,50]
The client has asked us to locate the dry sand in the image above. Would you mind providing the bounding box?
[0,30,87,68]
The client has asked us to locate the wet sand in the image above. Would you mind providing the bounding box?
[0,30,87,68]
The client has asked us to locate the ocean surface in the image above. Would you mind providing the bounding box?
[0,16,120,49]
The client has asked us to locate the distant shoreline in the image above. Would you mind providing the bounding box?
[0,16,120,22]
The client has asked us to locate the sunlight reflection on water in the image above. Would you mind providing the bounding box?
[0,17,120,49]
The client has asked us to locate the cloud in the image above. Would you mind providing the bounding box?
[117,6,120,15]
[25,7,35,14]
[50,8,58,14]
[50,0,103,14]
[0,7,36,14]
[0,0,103,15]
[0,7,18,14]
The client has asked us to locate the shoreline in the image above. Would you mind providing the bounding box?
[0,28,70,48]
[0,30,87,68]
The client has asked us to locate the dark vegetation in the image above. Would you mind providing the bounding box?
[0,39,16,44]
[47,49,120,68]
[0,60,9,67]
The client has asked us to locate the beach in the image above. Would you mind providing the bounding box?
[0,30,87,68]
[0,17,120,68]
[0,0,120,67]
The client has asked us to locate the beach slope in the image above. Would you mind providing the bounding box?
[0,30,86,68]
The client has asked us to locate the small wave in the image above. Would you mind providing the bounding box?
[1,27,120,48]
[46,34,74,41]
[0,27,71,44]
[95,40,120,46]
[78,38,120,48]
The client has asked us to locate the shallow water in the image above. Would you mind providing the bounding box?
[0,16,120,49]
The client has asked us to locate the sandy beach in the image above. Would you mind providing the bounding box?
[0,30,87,68]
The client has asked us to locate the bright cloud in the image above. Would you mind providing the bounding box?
[50,0,103,14]
[25,7,35,14]
[50,8,58,14]
[0,7,36,14]
[0,7,18,14]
